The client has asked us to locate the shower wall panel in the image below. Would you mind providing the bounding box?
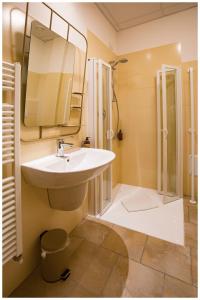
[118,43,181,189]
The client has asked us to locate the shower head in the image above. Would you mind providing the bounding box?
[109,58,128,70]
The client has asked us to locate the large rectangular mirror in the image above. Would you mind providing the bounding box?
[24,21,76,127]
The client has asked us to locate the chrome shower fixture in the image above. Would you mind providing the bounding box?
[109,58,128,141]
[109,58,128,70]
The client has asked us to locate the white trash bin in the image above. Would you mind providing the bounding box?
[40,228,70,282]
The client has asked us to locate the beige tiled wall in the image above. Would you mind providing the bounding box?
[2,3,88,297]
[117,45,198,197]
[118,44,182,188]
[86,35,198,196]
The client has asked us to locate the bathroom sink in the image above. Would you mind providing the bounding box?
[22,148,115,189]
[21,148,115,211]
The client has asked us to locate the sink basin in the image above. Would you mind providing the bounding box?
[22,148,115,211]
[22,148,115,189]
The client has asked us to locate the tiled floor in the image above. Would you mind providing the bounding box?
[11,199,197,298]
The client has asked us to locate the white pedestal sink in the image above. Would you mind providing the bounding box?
[21,148,115,211]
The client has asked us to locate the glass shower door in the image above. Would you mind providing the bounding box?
[87,58,113,216]
[98,60,113,213]
[157,65,183,203]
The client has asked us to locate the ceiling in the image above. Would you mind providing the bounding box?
[96,2,197,31]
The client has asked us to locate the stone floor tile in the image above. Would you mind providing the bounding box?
[46,277,96,298]
[9,211,198,298]
[126,260,164,297]
[66,239,98,281]
[10,267,48,297]
[189,205,198,224]
[163,275,197,297]
[191,246,198,257]
[191,252,198,287]
[44,278,82,298]
[10,267,77,298]
[101,228,128,257]
[69,283,98,297]
[142,236,192,284]
[80,246,118,294]
[102,256,129,297]
[71,219,110,245]
[184,205,189,222]
[66,236,84,258]
[121,287,132,297]
[184,222,197,248]
[102,224,146,262]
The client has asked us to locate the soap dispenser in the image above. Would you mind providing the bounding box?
[82,137,91,148]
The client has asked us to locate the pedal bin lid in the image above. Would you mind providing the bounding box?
[41,229,68,252]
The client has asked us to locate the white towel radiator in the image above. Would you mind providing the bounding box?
[2,61,23,264]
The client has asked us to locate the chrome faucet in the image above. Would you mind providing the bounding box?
[56,139,73,157]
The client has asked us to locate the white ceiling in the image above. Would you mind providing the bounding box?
[96,2,197,31]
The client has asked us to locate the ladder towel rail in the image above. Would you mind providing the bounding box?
[2,61,23,265]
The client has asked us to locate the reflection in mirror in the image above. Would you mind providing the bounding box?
[24,21,76,127]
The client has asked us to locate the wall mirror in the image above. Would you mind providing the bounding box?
[21,2,88,141]
[25,21,76,127]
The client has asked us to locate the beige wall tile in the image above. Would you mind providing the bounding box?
[118,43,182,189]
[87,31,116,63]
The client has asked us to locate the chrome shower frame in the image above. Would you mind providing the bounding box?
[109,58,128,138]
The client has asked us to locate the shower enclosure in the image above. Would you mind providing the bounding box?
[88,58,113,215]
[88,61,183,217]
[156,65,183,203]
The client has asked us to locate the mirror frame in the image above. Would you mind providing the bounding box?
[21,2,88,141]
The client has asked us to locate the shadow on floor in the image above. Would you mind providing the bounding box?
[10,220,129,297]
